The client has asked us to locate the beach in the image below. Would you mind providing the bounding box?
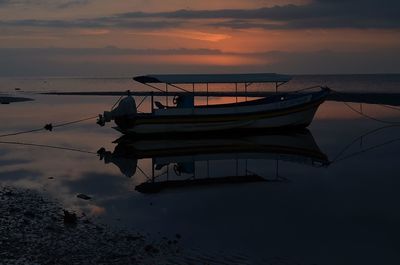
[0,186,185,265]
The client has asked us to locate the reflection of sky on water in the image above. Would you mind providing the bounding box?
[1,75,400,264]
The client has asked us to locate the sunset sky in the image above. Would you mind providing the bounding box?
[1,0,399,76]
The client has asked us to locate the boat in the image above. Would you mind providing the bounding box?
[98,129,329,193]
[96,73,330,135]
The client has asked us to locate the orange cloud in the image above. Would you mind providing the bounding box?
[78,29,110,35]
[59,53,265,66]
[135,30,231,42]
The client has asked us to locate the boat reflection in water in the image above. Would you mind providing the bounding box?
[97,129,329,194]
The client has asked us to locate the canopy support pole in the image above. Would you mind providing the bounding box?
[193,83,195,108]
[245,83,248,102]
[166,83,168,107]
[136,95,148,110]
[206,83,209,106]
[235,83,238,103]
[151,92,154,113]
[276,81,288,92]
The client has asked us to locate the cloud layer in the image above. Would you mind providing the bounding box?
[0,0,89,8]
[0,1,399,75]
[1,0,399,30]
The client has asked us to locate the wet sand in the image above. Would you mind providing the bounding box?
[0,186,182,265]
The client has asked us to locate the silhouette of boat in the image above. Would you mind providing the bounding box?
[93,73,330,135]
[98,129,329,193]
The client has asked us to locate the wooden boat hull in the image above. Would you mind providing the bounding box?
[115,89,329,135]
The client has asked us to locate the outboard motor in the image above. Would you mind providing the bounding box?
[97,147,138,178]
[97,94,137,129]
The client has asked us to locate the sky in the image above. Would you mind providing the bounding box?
[0,0,399,76]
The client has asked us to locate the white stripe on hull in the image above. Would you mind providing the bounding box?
[154,95,312,116]
[125,105,319,134]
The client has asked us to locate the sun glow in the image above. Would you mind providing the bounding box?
[78,29,110,36]
[135,30,231,42]
[60,54,266,66]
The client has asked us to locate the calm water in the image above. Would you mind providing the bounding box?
[1,75,400,264]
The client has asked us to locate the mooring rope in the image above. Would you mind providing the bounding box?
[0,140,97,155]
[379,104,400,112]
[0,128,46,138]
[51,115,98,129]
[293,85,323,93]
[330,88,400,125]
[333,137,400,164]
[341,101,400,124]
[330,125,400,163]
[0,115,98,138]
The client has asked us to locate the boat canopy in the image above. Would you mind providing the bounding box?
[133,73,292,84]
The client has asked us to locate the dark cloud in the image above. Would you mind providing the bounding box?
[0,0,89,8]
[0,0,12,5]
[1,1,399,30]
[114,0,400,30]
[0,47,222,56]
[56,0,89,9]
[0,18,181,29]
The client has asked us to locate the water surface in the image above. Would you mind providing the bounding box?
[1,75,400,264]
